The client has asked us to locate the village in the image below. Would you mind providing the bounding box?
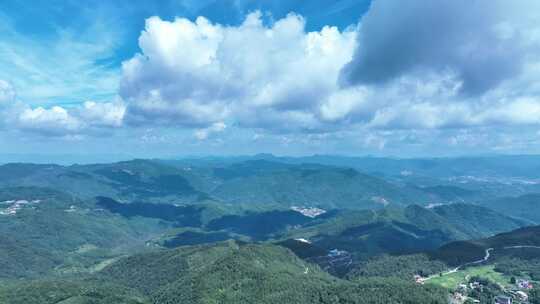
[291,206,327,218]
[306,248,352,276]
[0,199,41,216]
[415,272,535,304]
[454,278,533,304]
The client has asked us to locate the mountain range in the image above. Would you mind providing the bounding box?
[1,155,540,303]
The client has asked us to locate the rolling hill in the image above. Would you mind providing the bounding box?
[0,181,527,282]
[0,279,148,304]
[482,193,540,224]
[432,225,540,266]
[275,204,525,275]
[0,160,449,209]
[94,241,448,304]
[207,160,431,208]
[0,158,538,303]
[0,187,170,279]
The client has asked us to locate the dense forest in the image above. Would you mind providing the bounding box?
[1,158,540,303]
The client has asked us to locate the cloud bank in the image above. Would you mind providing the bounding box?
[118,2,540,136]
[340,0,540,96]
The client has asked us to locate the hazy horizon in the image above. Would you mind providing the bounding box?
[2,151,540,166]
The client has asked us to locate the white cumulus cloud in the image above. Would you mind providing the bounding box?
[120,12,357,132]
[17,106,82,135]
[8,101,125,136]
[119,5,540,137]
[77,101,126,128]
[5,2,540,153]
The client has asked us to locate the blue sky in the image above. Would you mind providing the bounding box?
[0,0,370,106]
[1,0,540,161]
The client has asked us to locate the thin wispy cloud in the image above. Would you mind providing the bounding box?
[0,10,120,106]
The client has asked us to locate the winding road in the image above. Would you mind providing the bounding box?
[503,245,540,250]
[423,248,493,281]
[423,245,540,282]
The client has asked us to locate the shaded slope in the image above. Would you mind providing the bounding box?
[0,187,168,280]
[0,279,149,304]
[99,241,448,304]
[483,193,540,223]
[281,204,524,258]
[432,225,540,266]
[210,161,429,208]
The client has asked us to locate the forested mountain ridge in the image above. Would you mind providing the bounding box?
[482,193,540,224]
[0,159,481,209]
[433,225,540,266]
[97,241,448,304]
[1,157,540,303]
[0,182,527,282]
[277,203,526,275]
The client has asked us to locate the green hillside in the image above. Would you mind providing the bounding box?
[433,225,540,266]
[209,160,430,208]
[95,241,448,304]
[280,204,525,264]
[0,187,167,279]
[430,203,527,237]
[0,160,440,209]
[0,280,148,304]
[0,158,538,303]
[484,193,540,224]
[0,182,526,282]
[418,226,540,303]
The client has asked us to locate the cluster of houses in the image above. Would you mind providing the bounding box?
[450,291,476,303]
[65,205,78,213]
[449,281,483,303]
[307,248,352,275]
[495,295,513,304]
[294,238,312,244]
[327,249,348,258]
[0,199,41,216]
[517,279,534,290]
[496,279,535,303]
[498,279,534,303]
[414,275,426,284]
[370,196,389,206]
[290,206,326,218]
[446,278,534,304]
